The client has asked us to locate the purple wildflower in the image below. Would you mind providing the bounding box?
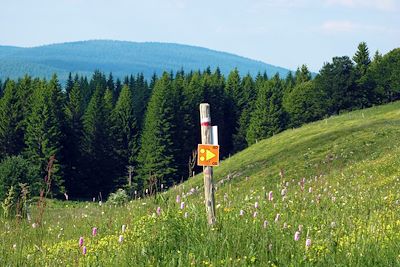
[82,246,87,255]
[306,238,312,248]
[156,207,161,216]
[268,191,273,201]
[79,237,84,247]
[294,231,300,241]
[118,235,124,243]
[263,220,268,228]
[176,195,181,203]
[253,211,258,218]
[254,202,259,209]
[180,202,185,209]
[92,227,97,236]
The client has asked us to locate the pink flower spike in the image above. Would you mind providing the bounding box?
[78,237,84,247]
[180,202,185,210]
[176,195,181,203]
[254,202,259,209]
[82,246,87,255]
[268,191,273,201]
[156,207,161,216]
[253,211,258,218]
[294,231,300,241]
[92,227,97,236]
[306,238,312,248]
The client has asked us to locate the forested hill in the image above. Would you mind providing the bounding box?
[0,40,290,82]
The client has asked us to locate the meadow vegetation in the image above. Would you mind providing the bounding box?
[1,101,400,266]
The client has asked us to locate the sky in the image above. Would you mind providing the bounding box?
[1,0,399,72]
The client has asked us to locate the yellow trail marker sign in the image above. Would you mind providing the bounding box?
[197,144,220,166]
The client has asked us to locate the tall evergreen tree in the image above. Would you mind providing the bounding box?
[111,85,139,188]
[81,86,114,196]
[65,72,74,99]
[137,73,178,189]
[247,75,286,145]
[0,80,25,159]
[233,74,256,151]
[64,81,84,197]
[295,64,312,84]
[24,76,65,193]
[352,42,372,108]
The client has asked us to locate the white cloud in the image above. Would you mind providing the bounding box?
[320,20,399,33]
[325,0,397,11]
[321,20,357,32]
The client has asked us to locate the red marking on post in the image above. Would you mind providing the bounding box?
[201,122,211,126]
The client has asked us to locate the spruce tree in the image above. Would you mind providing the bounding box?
[137,73,178,189]
[352,42,372,108]
[24,77,65,193]
[295,65,312,84]
[64,81,84,196]
[0,80,24,159]
[111,85,139,187]
[81,86,115,196]
[233,74,256,151]
[246,75,286,145]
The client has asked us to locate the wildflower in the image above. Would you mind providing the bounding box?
[118,235,124,243]
[12,244,17,250]
[156,207,161,216]
[184,212,188,218]
[298,225,303,232]
[254,202,259,209]
[161,184,164,189]
[82,246,87,255]
[263,220,268,228]
[281,188,287,197]
[98,201,102,206]
[79,237,84,247]
[239,210,244,216]
[331,221,336,228]
[294,231,300,241]
[145,189,149,194]
[308,187,312,193]
[92,227,97,236]
[306,238,312,248]
[64,193,69,200]
[253,211,258,218]
[180,202,185,209]
[122,224,126,233]
[176,195,181,203]
[283,222,288,229]
[268,191,273,201]
[32,223,37,228]
[275,213,280,222]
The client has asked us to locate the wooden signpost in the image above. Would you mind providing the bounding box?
[199,103,217,225]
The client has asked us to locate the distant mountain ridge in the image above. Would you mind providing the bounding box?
[0,40,291,84]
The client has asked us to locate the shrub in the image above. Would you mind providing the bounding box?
[0,156,38,201]
[107,189,128,206]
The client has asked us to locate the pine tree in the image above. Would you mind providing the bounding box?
[81,86,115,196]
[24,77,65,193]
[352,42,372,108]
[233,74,256,151]
[111,85,139,187]
[0,80,25,159]
[137,73,178,189]
[246,75,286,145]
[64,81,84,196]
[295,65,312,84]
[65,72,74,99]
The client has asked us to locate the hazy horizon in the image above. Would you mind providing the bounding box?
[1,0,399,72]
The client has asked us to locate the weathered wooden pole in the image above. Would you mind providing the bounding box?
[199,103,216,225]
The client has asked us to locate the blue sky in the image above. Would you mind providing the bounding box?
[1,0,399,71]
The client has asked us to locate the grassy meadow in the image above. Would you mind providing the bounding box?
[1,101,400,266]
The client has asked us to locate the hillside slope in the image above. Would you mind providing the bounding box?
[2,102,400,266]
[0,40,291,83]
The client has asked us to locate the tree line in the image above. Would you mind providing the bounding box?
[0,42,399,200]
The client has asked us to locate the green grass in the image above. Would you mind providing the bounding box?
[2,102,400,266]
